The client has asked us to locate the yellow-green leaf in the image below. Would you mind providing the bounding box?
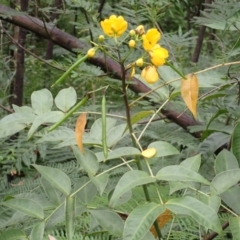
[181,73,199,118]
[75,113,87,153]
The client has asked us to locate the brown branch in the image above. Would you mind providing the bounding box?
[0,4,202,136]
[191,0,213,63]
[204,221,229,240]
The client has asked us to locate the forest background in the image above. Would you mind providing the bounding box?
[0,0,240,240]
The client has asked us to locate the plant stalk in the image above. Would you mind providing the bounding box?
[118,54,163,239]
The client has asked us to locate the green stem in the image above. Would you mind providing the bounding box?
[118,51,163,239]
[51,54,88,87]
[166,61,186,79]
[48,96,88,132]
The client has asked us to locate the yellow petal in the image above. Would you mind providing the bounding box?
[75,113,87,153]
[150,47,169,66]
[142,28,161,51]
[142,148,157,158]
[141,66,159,84]
[101,19,114,36]
[100,15,128,37]
[181,73,199,118]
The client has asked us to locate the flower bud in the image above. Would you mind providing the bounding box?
[129,40,136,48]
[98,35,105,42]
[129,29,136,36]
[141,66,159,84]
[135,25,145,35]
[87,48,96,58]
[136,58,144,67]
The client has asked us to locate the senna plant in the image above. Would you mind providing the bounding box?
[1,13,240,240]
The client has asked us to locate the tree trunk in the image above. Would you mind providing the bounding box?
[9,1,29,106]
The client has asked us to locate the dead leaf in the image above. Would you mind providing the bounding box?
[75,113,87,153]
[181,73,199,118]
[150,209,173,237]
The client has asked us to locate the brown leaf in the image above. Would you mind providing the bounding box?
[150,209,173,237]
[181,73,199,118]
[75,113,87,153]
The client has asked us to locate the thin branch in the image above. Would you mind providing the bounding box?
[204,221,229,240]
[0,104,14,113]
[0,21,64,71]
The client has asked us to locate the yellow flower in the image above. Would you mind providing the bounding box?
[129,40,136,48]
[141,66,159,84]
[100,15,128,37]
[142,148,157,158]
[87,48,96,58]
[149,46,169,66]
[135,25,145,35]
[135,58,144,67]
[142,28,161,51]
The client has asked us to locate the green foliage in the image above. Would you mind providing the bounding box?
[2,0,240,239]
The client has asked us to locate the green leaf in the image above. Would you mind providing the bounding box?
[37,128,75,143]
[109,190,132,208]
[180,154,201,171]
[124,111,154,133]
[211,169,240,195]
[45,204,65,229]
[214,149,239,174]
[66,196,75,240]
[169,155,201,194]
[166,196,222,234]
[229,217,240,240]
[55,87,77,112]
[27,111,64,139]
[89,173,109,196]
[12,105,34,114]
[198,195,221,213]
[30,222,45,240]
[74,176,97,204]
[72,146,99,175]
[232,121,240,164]
[221,185,240,214]
[90,209,124,236]
[131,111,154,125]
[109,170,156,207]
[199,132,230,156]
[123,202,165,240]
[41,177,62,205]
[32,164,71,196]
[148,141,179,157]
[90,117,116,141]
[31,89,53,115]
[156,166,210,185]
[96,147,141,162]
[0,229,27,240]
[2,198,44,219]
[0,113,36,138]
[107,123,131,147]
[205,109,228,135]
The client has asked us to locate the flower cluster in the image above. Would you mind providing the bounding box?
[87,15,169,84]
